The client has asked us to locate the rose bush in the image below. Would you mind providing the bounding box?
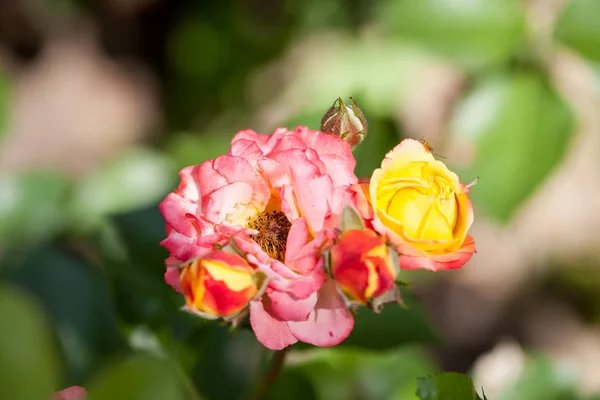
[350,139,476,271]
[160,126,358,349]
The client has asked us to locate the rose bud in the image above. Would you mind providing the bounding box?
[330,229,397,305]
[369,138,476,271]
[320,97,368,148]
[180,250,260,319]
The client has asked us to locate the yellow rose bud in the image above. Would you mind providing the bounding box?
[369,139,476,271]
[179,250,259,318]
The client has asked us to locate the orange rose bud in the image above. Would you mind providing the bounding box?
[180,250,259,318]
[320,97,368,149]
[330,229,397,304]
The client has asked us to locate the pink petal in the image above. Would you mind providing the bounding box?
[398,254,438,271]
[430,235,476,271]
[267,290,317,322]
[174,165,201,202]
[164,267,182,293]
[249,300,298,350]
[268,263,325,299]
[287,279,354,347]
[195,160,228,197]
[286,236,323,276]
[159,193,198,237]
[202,181,255,223]
[256,158,292,190]
[160,231,216,263]
[295,127,356,171]
[284,218,309,263]
[53,386,86,400]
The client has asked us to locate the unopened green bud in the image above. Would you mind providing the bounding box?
[320,97,368,149]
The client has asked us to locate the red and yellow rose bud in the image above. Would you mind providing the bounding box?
[320,97,368,149]
[330,229,397,304]
[179,250,260,318]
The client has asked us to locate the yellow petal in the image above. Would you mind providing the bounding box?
[202,260,254,291]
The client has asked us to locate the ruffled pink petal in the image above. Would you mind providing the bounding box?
[279,184,300,222]
[159,193,198,237]
[267,289,317,322]
[164,267,182,293]
[195,161,227,199]
[174,165,201,201]
[269,262,325,299]
[202,181,255,223]
[284,218,309,264]
[287,279,354,347]
[160,231,219,263]
[256,158,292,189]
[294,127,356,170]
[287,236,323,276]
[249,300,298,350]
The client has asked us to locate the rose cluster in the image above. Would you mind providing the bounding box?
[159,123,475,350]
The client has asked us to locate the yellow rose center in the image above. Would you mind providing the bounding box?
[382,163,457,241]
[247,210,291,262]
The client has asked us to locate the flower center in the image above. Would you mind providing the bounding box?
[247,211,291,262]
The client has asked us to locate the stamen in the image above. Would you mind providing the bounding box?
[247,211,292,262]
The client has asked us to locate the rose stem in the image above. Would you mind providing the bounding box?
[250,347,290,400]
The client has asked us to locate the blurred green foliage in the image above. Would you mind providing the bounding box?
[416,373,485,400]
[0,286,61,400]
[0,71,9,140]
[451,71,574,221]
[555,0,600,63]
[377,0,526,68]
[1,0,600,398]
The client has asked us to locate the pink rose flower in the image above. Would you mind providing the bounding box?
[160,127,358,349]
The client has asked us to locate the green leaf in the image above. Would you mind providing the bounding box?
[296,346,437,400]
[86,355,188,400]
[103,206,182,328]
[450,71,574,222]
[497,355,579,400]
[71,147,176,231]
[555,0,600,63]
[0,286,60,400]
[416,373,483,400]
[0,171,71,246]
[337,293,441,350]
[378,0,525,68]
[0,245,125,382]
